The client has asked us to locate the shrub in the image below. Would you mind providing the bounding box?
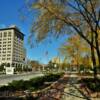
[0,72,64,92]
[78,78,100,92]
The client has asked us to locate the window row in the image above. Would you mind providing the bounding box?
[0,58,11,60]
[0,32,12,37]
[0,48,11,50]
[0,50,11,53]
[0,54,11,56]
[0,41,11,43]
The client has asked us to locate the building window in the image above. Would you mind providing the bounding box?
[2,58,5,60]
[3,48,6,50]
[7,58,10,60]
[8,38,11,40]
[3,38,7,41]
[3,45,6,47]
[3,42,6,44]
[4,32,7,37]
[0,33,2,37]
[8,48,11,50]
[7,54,11,56]
[2,55,6,56]
[8,41,11,43]
[8,45,11,47]
[2,51,6,53]
[8,32,11,37]
[7,51,11,53]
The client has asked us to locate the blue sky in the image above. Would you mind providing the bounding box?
[0,0,67,64]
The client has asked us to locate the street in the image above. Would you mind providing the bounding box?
[0,72,43,86]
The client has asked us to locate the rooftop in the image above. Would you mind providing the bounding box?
[0,25,24,36]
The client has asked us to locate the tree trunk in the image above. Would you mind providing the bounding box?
[96,45,100,67]
[91,32,97,79]
[91,46,97,79]
[95,33,100,68]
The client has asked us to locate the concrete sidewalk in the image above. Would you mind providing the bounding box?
[61,74,89,100]
[61,74,100,100]
[62,84,88,100]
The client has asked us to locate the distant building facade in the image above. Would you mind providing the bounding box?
[0,25,26,68]
[51,57,61,64]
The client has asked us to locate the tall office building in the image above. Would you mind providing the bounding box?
[0,25,26,68]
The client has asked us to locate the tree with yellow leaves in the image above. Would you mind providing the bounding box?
[59,35,91,71]
[26,0,100,78]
